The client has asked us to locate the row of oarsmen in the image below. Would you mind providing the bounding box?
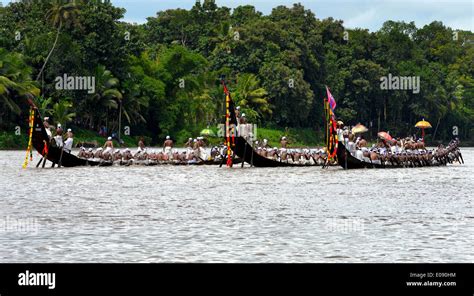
[351,139,463,166]
[78,147,208,162]
[255,147,331,165]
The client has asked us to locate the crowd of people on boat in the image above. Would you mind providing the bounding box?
[235,106,331,165]
[337,122,463,167]
[43,117,75,153]
[42,112,462,167]
[251,137,330,165]
[76,136,228,165]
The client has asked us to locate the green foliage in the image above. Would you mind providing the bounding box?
[0,0,473,148]
[256,127,323,148]
[0,131,28,150]
[0,48,39,129]
[232,73,271,122]
[32,95,54,117]
[52,99,76,128]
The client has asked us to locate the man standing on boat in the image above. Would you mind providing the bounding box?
[336,121,344,144]
[235,106,241,119]
[103,137,114,160]
[54,123,64,148]
[197,137,207,160]
[163,136,173,158]
[136,137,146,155]
[239,113,247,124]
[63,129,74,153]
[43,117,53,139]
[280,137,288,160]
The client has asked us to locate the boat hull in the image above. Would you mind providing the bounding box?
[231,136,320,167]
[30,107,103,167]
[335,141,447,169]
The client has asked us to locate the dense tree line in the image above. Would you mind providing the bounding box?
[0,0,473,144]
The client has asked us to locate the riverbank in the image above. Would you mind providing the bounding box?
[0,130,138,150]
[0,127,325,150]
[2,127,472,150]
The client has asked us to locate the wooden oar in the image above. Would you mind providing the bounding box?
[344,150,348,169]
[41,154,48,168]
[219,155,226,167]
[219,146,228,167]
[241,141,247,168]
[250,142,254,167]
[36,157,44,168]
[58,147,64,168]
[458,151,464,164]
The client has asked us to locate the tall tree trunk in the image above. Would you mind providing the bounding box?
[36,21,62,82]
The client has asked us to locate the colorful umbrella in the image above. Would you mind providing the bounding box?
[200,128,215,137]
[351,123,368,134]
[415,119,432,129]
[377,131,393,141]
[415,119,432,142]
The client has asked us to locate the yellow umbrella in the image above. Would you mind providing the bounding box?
[415,118,432,142]
[415,119,432,129]
[351,123,368,134]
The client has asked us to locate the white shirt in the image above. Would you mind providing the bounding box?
[337,129,344,142]
[54,135,63,147]
[348,141,356,154]
[45,128,52,138]
[63,137,73,152]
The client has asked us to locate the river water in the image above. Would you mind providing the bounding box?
[0,148,473,262]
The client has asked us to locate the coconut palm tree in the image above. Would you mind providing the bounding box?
[36,0,82,81]
[233,73,272,122]
[0,48,39,115]
[52,99,76,128]
[32,96,54,117]
[86,65,122,129]
[120,85,149,125]
[174,71,217,126]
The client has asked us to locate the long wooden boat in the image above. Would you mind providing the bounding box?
[221,80,321,167]
[29,101,238,167]
[335,141,461,169]
[230,136,321,167]
[29,103,107,167]
[336,141,384,169]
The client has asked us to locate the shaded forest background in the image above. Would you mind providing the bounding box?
[0,0,473,147]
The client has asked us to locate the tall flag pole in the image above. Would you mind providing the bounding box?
[324,98,329,150]
[325,86,338,161]
[221,78,235,167]
[22,108,35,168]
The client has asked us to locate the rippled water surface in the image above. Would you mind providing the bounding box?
[1,149,473,262]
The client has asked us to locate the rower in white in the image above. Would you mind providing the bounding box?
[53,123,64,148]
[103,137,114,160]
[63,128,74,153]
[43,117,52,139]
[163,136,173,158]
